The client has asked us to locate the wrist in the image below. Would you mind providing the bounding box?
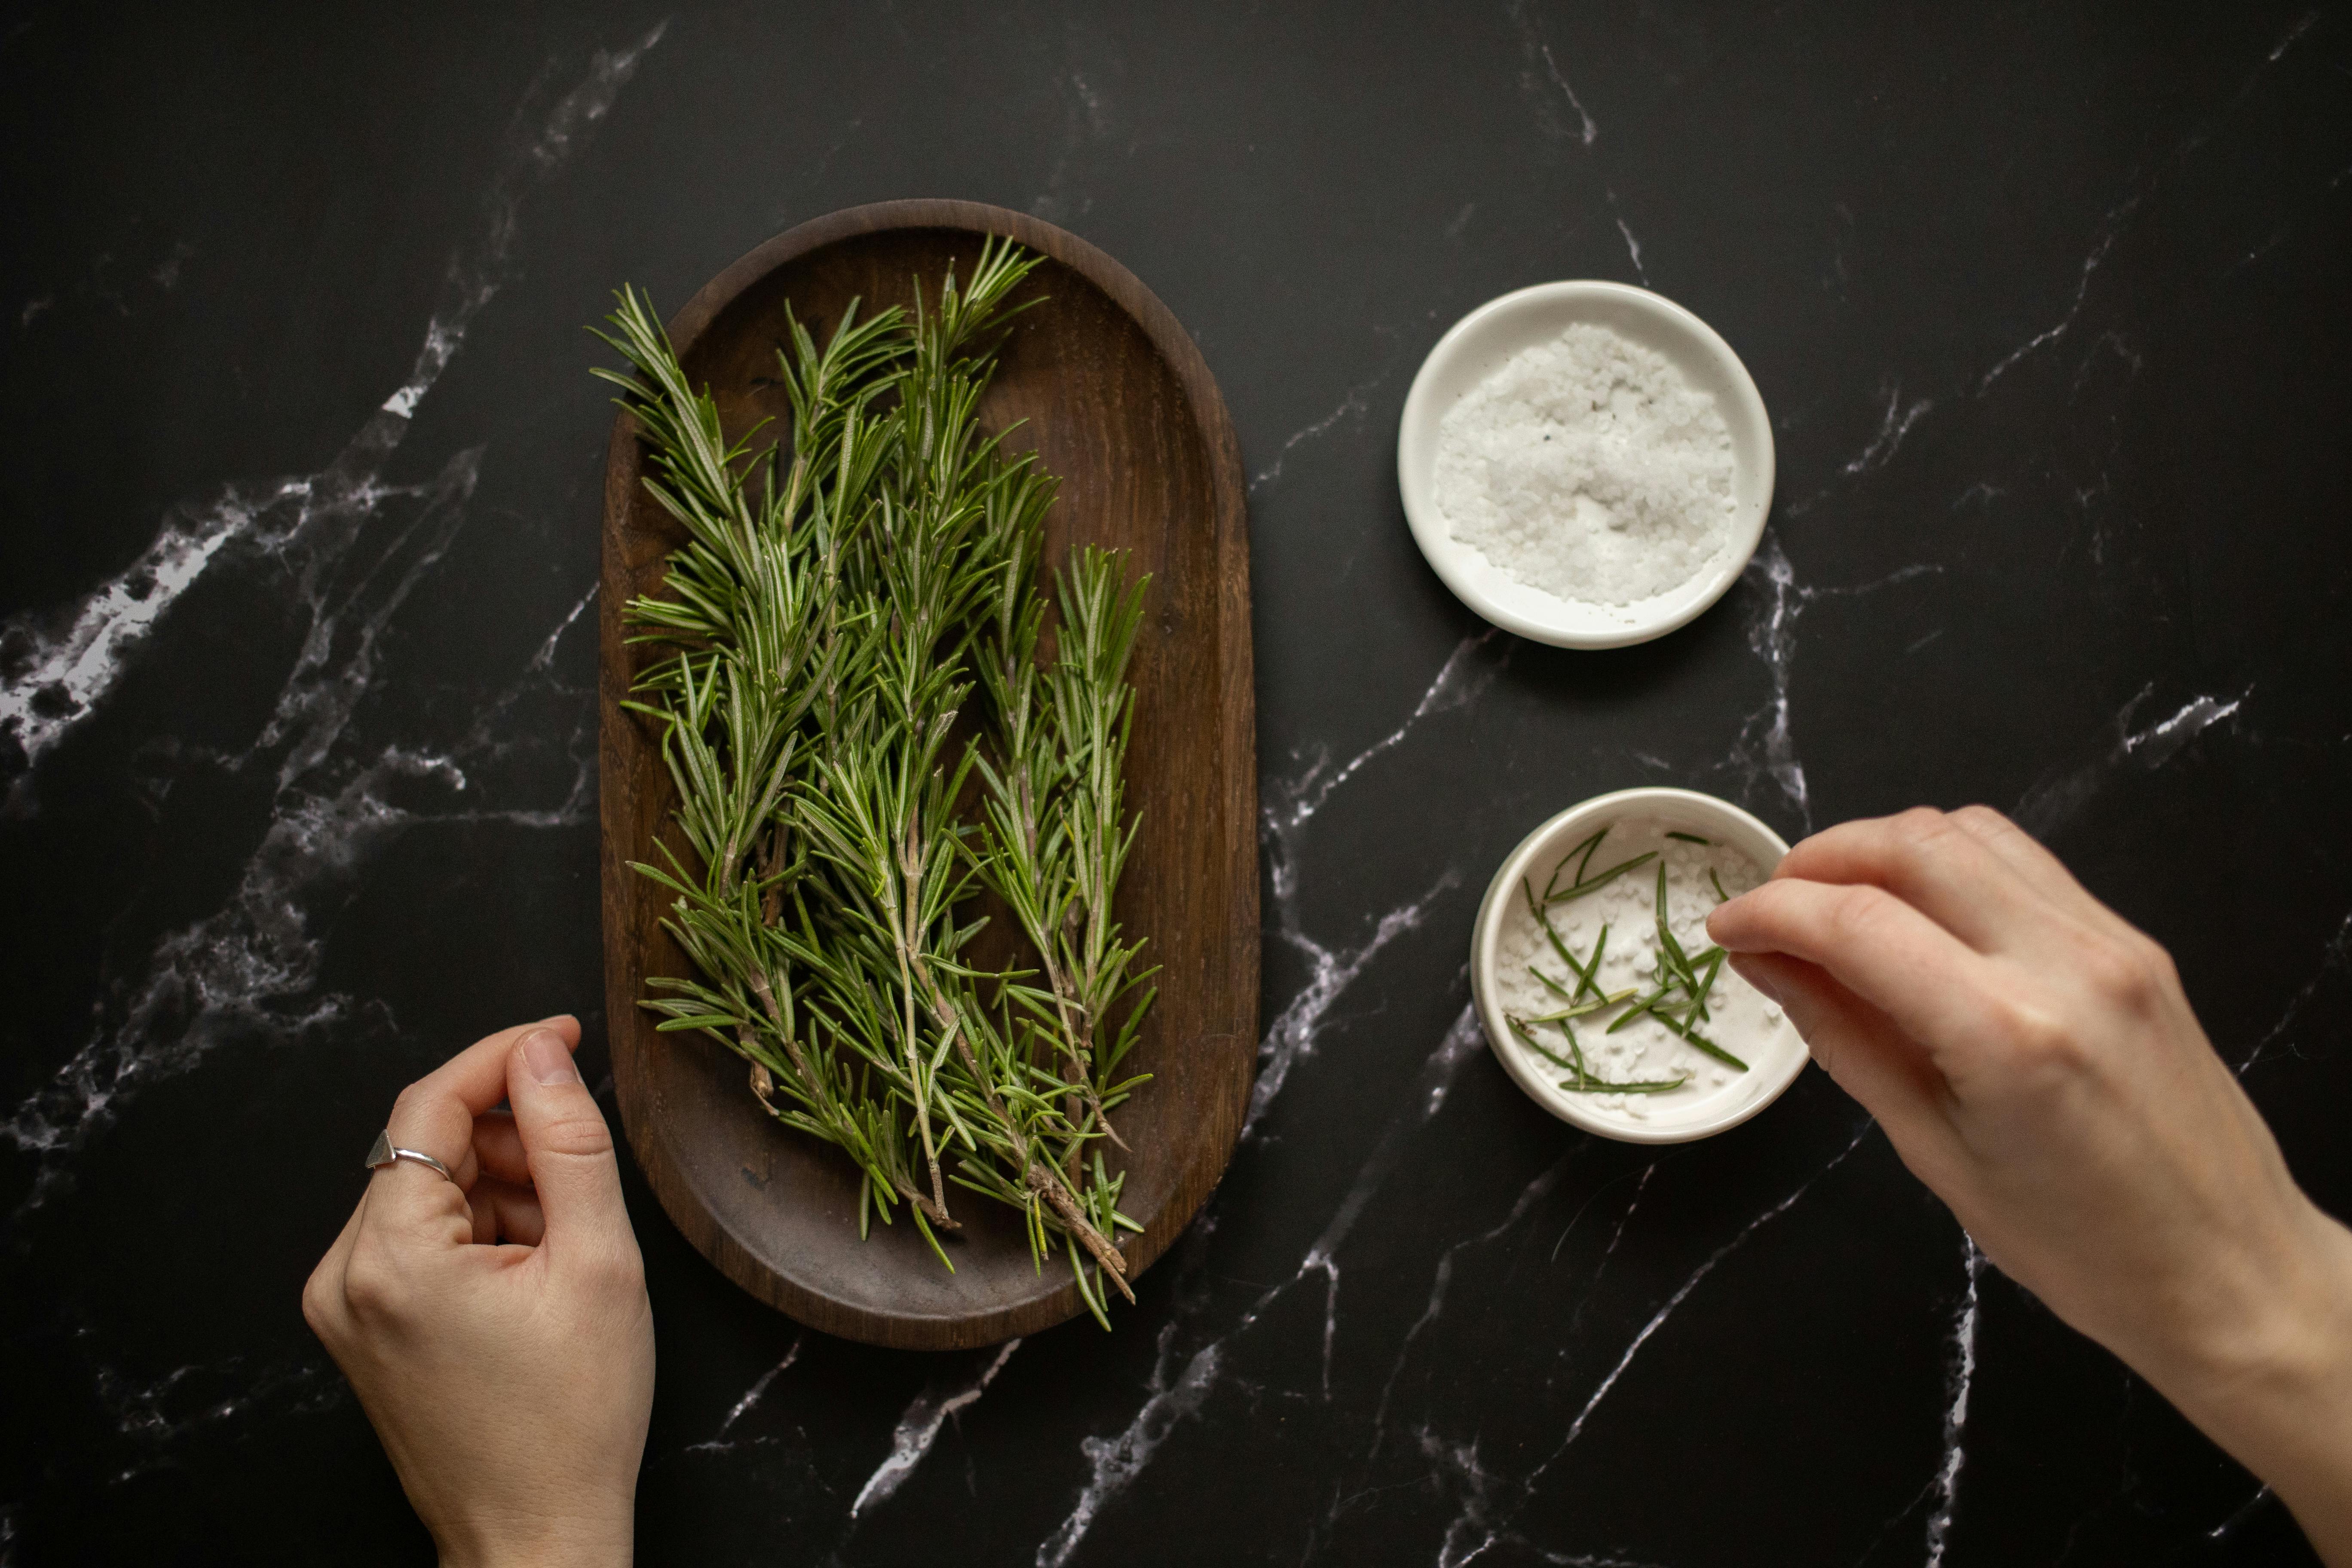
[2139,1197,2352,1556]
[438,1509,634,1568]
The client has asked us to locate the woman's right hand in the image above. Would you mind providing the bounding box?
[1708,806,2352,1565]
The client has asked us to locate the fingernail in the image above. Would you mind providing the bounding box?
[521,1028,579,1086]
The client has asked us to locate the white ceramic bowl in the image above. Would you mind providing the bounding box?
[1397,282,1775,649]
[1471,787,1807,1143]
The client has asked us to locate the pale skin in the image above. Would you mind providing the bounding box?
[1709,805,2352,1564]
[303,1017,653,1568]
[309,810,2348,1562]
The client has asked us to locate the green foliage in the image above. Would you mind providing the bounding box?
[594,240,1152,1321]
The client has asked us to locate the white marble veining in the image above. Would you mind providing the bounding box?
[0,24,653,1210]
[1035,1004,1487,1568]
[9,10,2344,1560]
[1265,631,1506,843]
[1421,1426,1507,1568]
[1247,878,1457,1139]
[1031,64,1114,225]
[686,1339,802,1455]
[0,23,662,811]
[2240,908,2352,1077]
[2208,1483,2276,1543]
[1035,1322,1226,1568]
[1612,215,1647,284]
[15,234,192,333]
[1249,631,1508,1135]
[1,478,292,804]
[1602,188,1648,285]
[851,1340,1021,1516]
[1371,1152,1570,1455]
[1551,1124,1869,1456]
[2,588,598,1211]
[1842,380,1935,476]
[257,447,483,791]
[2189,8,2323,156]
[1250,369,1395,493]
[1976,205,2135,395]
[95,1354,341,1483]
[1426,1122,1874,1565]
[1922,1236,1984,1568]
[1509,0,1599,148]
[1732,533,1811,829]
[1731,541,1948,834]
[2014,684,2249,837]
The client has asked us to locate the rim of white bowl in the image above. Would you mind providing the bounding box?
[1471,787,1807,1144]
[1398,281,1776,650]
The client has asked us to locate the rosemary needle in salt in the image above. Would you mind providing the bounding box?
[1578,923,1611,1003]
[1653,862,1702,988]
[1545,829,1607,902]
[1654,1006,1749,1071]
[1666,831,1712,844]
[1710,868,1731,903]
[1690,947,1727,1024]
[1522,988,1639,1024]
[1606,986,1672,1033]
[1525,881,1602,997]
[1507,1017,1686,1095]
[1544,850,1659,905]
[1510,1011,1593,1081]
[1575,1075,1692,1094]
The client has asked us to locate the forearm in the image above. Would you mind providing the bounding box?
[2125,1199,2352,1565]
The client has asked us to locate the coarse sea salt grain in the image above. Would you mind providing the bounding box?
[1433,322,1735,606]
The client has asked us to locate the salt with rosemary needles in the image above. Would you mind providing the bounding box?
[1433,322,1735,606]
[1490,818,1781,1121]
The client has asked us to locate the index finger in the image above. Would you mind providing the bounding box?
[373,1016,582,1225]
[1772,808,2046,956]
[1707,877,1997,1061]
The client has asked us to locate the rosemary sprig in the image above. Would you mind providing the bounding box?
[600,238,1151,1320]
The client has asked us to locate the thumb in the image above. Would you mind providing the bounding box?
[505,1027,636,1262]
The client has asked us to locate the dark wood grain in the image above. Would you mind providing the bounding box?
[598,201,1258,1350]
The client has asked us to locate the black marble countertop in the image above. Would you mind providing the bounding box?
[5,4,2349,1564]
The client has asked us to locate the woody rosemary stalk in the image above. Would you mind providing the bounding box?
[594,238,1154,1324]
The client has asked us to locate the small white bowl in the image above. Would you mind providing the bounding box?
[1471,787,1807,1144]
[1397,282,1775,649]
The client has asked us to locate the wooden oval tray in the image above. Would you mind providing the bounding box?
[598,200,1258,1349]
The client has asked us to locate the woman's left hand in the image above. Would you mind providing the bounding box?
[303,1017,655,1568]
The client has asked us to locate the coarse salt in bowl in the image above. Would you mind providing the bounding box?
[1399,282,1774,649]
[1471,787,1809,1144]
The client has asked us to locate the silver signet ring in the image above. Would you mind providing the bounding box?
[364,1129,455,1183]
